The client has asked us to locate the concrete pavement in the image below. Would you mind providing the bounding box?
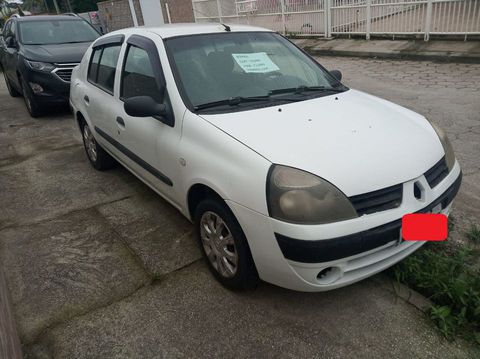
[1,56,479,358]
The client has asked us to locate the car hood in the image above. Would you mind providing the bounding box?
[199,89,444,196]
[22,42,91,63]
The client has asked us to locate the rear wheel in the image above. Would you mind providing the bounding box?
[2,70,21,97]
[21,77,42,117]
[81,120,115,170]
[194,198,259,290]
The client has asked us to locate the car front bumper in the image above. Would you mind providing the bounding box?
[22,69,70,104]
[227,161,462,292]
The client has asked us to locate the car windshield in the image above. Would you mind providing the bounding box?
[165,32,346,112]
[19,20,99,45]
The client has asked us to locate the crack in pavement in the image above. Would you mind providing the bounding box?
[0,195,133,232]
[26,257,204,348]
[0,143,82,170]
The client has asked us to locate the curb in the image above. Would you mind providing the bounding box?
[391,280,433,313]
[303,47,480,64]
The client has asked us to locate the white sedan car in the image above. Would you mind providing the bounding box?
[70,24,461,292]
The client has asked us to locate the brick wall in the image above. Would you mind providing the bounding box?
[97,0,194,33]
[97,0,145,33]
[161,0,194,23]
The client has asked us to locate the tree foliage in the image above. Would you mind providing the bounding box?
[70,0,101,13]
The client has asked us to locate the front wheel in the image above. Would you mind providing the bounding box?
[21,77,42,117]
[195,198,259,290]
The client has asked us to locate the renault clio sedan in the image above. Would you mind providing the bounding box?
[70,24,461,292]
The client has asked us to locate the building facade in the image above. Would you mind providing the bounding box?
[97,0,194,33]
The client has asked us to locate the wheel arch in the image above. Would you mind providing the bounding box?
[187,182,226,221]
[75,111,86,132]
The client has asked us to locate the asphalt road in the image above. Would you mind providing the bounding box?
[0,57,479,358]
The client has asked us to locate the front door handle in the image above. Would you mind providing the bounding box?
[84,95,89,104]
[116,116,125,127]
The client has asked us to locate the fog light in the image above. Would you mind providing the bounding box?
[29,82,44,94]
[316,266,342,284]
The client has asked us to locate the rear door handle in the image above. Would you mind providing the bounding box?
[84,95,89,104]
[116,116,125,127]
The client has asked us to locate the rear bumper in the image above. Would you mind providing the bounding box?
[227,161,462,292]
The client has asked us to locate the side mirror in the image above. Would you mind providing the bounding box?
[330,70,342,82]
[124,96,166,118]
[124,96,174,127]
[5,36,16,48]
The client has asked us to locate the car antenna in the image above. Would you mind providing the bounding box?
[221,23,231,32]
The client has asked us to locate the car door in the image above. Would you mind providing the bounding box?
[113,34,181,204]
[82,35,124,154]
[2,21,18,87]
[0,21,11,67]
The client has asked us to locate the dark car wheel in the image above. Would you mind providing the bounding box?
[80,120,116,171]
[194,198,259,290]
[21,77,43,118]
[2,70,21,97]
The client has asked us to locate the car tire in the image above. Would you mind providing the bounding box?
[80,119,116,171]
[194,197,259,290]
[2,70,21,97]
[20,77,42,118]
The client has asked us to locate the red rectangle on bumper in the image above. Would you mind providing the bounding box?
[402,214,448,241]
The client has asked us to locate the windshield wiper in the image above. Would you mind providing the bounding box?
[270,85,346,95]
[194,93,309,111]
[194,95,278,111]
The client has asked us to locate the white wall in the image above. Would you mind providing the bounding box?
[139,0,165,26]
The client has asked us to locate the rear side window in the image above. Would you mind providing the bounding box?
[121,45,162,102]
[88,44,121,94]
[87,48,102,83]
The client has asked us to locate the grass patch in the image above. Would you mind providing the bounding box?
[466,224,480,243]
[390,245,480,344]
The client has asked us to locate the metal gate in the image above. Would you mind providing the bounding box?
[192,0,480,40]
[192,0,327,36]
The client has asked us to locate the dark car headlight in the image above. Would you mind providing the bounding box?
[25,60,55,73]
[430,122,456,171]
[267,165,358,225]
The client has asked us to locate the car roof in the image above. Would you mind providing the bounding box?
[15,15,83,22]
[107,23,273,39]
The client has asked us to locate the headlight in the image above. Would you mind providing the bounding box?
[25,60,55,72]
[267,165,358,224]
[430,122,455,171]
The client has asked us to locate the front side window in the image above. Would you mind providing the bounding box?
[165,32,346,112]
[121,45,162,103]
[88,44,121,93]
[19,20,99,45]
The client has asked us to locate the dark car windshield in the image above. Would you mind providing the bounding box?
[164,32,346,112]
[18,20,99,45]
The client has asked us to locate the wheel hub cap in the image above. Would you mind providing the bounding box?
[200,211,238,278]
[83,125,97,162]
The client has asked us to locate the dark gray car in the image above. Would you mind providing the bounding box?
[0,15,100,117]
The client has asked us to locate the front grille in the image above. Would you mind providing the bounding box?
[350,183,403,216]
[52,63,78,82]
[54,68,73,82]
[424,156,449,188]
